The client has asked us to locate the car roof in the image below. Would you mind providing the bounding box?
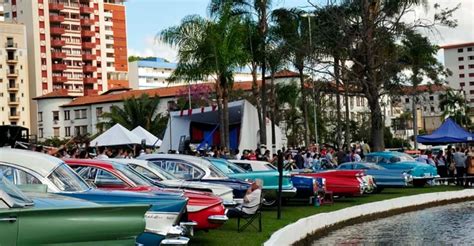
[228,160,270,165]
[64,158,116,170]
[0,148,63,177]
[366,151,405,157]
[138,154,212,168]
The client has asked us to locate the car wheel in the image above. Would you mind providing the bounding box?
[262,198,276,207]
[413,179,426,187]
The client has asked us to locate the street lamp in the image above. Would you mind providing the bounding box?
[301,12,319,147]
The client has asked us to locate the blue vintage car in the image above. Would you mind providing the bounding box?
[337,162,412,192]
[364,151,438,186]
[206,158,297,206]
[0,149,191,246]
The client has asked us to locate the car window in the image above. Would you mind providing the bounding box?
[0,166,15,183]
[389,157,400,163]
[166,161,204,179]
[365,156,378,163]
[234,162,252,171]
[48,164,90,192]
[130,165,162,181]
[75,166,127,187]
[265,164,277,170]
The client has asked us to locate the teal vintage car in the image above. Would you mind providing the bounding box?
[206,158,296,206]
[0,172,149,245]
[364,152,439,186]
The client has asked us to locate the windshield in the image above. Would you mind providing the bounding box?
[47,164,90,192]
[398,153,415,161]
[112,163,153,186]
[145,162,177,180]
[365,163,385,170]
[204,160,228,177]
[0,171,34,205]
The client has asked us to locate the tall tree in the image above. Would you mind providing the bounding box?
[440,88,471,128]
[210,0,272,147]
[272,8,312,147]
[101,94,168,137]
[160,9,247,149]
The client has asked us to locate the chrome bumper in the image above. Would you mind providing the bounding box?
[208,215,228,224]
[281,187,298,197]
[179,221,197,237]
[160,236,190,246]
[223,200,238,207]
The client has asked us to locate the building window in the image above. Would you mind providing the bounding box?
[470,73,474,77]
[53,127,60,137]
[460,74,465,78]
[64,110,70,120]
[38,112,43,122]
[405,98,409,103]
[470,56,474,60]
[74,125,88,136]
[96,107,103,117]
[458,48,464,53]
[65,127,71,137]
[470,90,474,95]
[74,109,87,119]
[459,57,464,61]
[460,82,466,87]
[430,106,435,112]
[459,65,465,70]
[39,128,43,138]
[53,111,59,121]
[469,64,474,69]
[429,96,434,101]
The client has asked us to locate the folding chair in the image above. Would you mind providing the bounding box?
[237,197,263,233]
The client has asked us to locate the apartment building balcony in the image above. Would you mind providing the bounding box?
[6,56,18,64]
[49,15,65,23]
[81,30,95,37]
[84,89,99,96]
[82,53,96,60]
[81,42,95,49]
[7,83,19,92]
[83,65,97,73]
[49,3,65,11]
[51,39,66,47]
[52,75,68,84]
[83,77,98,84]
[50,27,66,35]
[80,18,95,26]
[9,112,20,121]
[7,69,18,78]
[5,42,17,50]
[80,6,94,14]
[51,51,67,59]
[52,64,67,71]
[8,98,20,106]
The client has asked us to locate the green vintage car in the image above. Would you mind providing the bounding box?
[0,172,149,245]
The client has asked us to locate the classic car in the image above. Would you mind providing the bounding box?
[229,160,326,202]
[364,151,439,186]
[112,158,236,206]
[0,148,190,245]
[338,162,412,191]
[206,158,297,205]
[0,171,149,245]
[138,154,251,200]
[294,169,365,197]
[65,158,228,230]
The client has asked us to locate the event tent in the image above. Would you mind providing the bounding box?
[160,100,284,154]
[132,126,162,147]
[90,123,142,146]
[416,118,474,144]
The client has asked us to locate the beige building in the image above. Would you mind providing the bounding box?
[2,0,128,134]
[0,22,30,128]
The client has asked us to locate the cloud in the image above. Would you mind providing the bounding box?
[128,36,178,62]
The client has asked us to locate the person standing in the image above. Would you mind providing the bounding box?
[435,150,447,181]
[453,147,466,186]
[336,148,346,165]
[294,150,305,169]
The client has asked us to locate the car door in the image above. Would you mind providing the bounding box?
[0,206,18,245]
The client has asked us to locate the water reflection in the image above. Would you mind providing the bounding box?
[314,201,474,245]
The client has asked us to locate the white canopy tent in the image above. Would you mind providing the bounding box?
[90,123,142,147]
[132,126,162,147]
[160,100,283,154]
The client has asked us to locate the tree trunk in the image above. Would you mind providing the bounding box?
[216,80,225,148]
[261,63,267,147]
[342,62,351,147]
[298,67,310,147]
[412,93,418,150]
[270,72,276,153]
[252,64,264,147]
[334,56,342,149]
[368,96,384,151]
[259,0,268,148]
[223,86,230,150]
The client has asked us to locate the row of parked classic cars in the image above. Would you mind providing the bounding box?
[0,148,439,245]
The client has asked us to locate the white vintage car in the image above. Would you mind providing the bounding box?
[112,158,236,206]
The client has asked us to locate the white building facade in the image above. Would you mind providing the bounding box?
[442,42,474,105]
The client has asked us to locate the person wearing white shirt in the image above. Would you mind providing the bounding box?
[226,179,262,217]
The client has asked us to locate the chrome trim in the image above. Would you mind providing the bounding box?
[208,215,228,224]
[0,217,17,222]
[179,221,197,237]
[160,236,190,246]
[223,200,237,207]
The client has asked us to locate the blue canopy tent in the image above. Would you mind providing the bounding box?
[417,118,474,144]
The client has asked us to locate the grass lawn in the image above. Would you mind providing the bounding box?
[190,186,464,246]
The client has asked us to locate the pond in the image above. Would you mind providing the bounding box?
[314,201,474,245]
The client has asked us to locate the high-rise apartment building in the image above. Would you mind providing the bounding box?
[3,0,128,133]
[0,22,31,128]
[441,42,474,105]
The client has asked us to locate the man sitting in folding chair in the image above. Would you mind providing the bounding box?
[226,179,263,232]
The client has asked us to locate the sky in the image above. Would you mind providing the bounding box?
[124,0,474,64]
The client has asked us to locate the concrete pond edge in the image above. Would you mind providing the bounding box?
[264,189,474,246]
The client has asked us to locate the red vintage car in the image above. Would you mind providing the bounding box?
[64,159,228,230]
[296,170,365,197]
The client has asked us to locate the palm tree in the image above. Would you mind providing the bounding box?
[272,8,312,147]
[160,8,247,149]
[101,94,168,137]
[439,89,471,127]
[210,0,272,147]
